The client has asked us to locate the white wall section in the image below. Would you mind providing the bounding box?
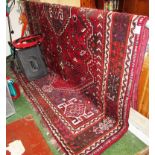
[6,0,22,56]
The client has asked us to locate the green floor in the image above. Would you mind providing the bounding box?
[6,62,147,155]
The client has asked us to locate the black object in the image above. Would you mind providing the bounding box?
[16,45,47,81]
[9,35,47,81]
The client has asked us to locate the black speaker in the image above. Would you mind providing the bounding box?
[16,45,47,81]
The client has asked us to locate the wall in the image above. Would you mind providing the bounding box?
[40,0,80,7]
[6,0,22,57]
[6,18,11,57]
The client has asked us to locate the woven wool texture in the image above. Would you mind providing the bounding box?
[14,1,149,154]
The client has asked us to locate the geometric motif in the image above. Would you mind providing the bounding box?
[58,98,94,125]
[93,117,116,134]
[45,4,71,36]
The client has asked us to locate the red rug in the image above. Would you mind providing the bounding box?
[12,1,149,154]
[6,115,53,155]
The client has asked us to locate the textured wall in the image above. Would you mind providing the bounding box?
[40,0,80,7]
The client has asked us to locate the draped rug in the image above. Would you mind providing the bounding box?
[13,1,149,154]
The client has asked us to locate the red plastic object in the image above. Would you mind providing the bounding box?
[12,34,43,49]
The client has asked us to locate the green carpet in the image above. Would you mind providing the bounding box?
[6,61,147,155]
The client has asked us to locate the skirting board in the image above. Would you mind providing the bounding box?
[128,108,149,145]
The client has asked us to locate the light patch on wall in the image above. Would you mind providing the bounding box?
[40,0,80,7]
[6,0,23,56]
